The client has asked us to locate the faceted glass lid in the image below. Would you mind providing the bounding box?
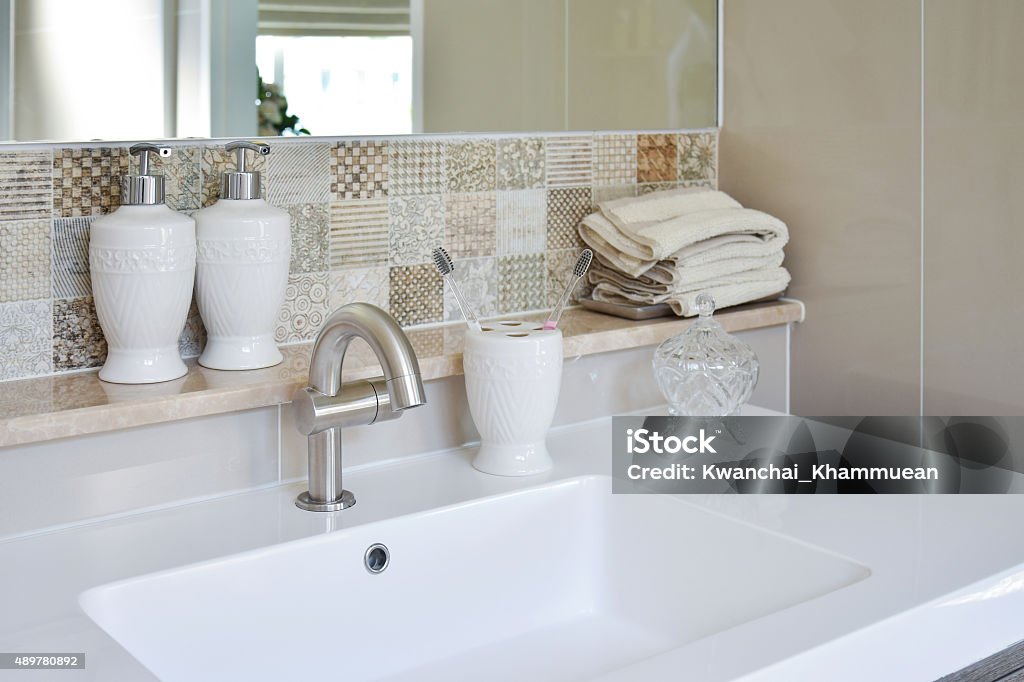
[652,293,760,416]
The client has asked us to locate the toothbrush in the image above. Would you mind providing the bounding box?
[544,249,593,330]
[432,247,482,332]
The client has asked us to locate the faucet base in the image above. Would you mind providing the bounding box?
[295,489,356,512]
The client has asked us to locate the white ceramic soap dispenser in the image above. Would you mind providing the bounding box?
[90,144,197,384]
[194,141,290,370]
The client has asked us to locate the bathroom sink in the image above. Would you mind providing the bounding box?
[80,476,867,681]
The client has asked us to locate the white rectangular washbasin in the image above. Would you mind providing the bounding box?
[80,475,868,681]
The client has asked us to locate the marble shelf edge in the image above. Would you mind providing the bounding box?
[0,302,803,448]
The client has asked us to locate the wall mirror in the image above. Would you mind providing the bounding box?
[0,0,717,143]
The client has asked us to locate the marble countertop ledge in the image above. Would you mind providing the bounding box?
[0,301,803,448]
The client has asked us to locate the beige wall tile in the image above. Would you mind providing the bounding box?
[567,0,717,130]
[720,0,922,415]
[923,0,1024,413]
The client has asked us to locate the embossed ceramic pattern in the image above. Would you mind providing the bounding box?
[89,204,197,384]
[497,138,545,190]
[0,300,52,380]
[0,150,52,221]
[443,256,497,321]
[388,195,444,265]
[54,147,129,217]
[678,132,717,182]
[463,323,562,476]
[447,140,496,193]
[497,190,545,255]
[545,136,593,188]
[546,187,591,250]
[0,220,50,303]
[652,294,758,416]
[331,141,389,200]
[637,134,678,183]
[276,273,330,344]
[51,218,93,299]
[445,192,496,258]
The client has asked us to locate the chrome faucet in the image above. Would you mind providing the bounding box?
[291,303,426,511]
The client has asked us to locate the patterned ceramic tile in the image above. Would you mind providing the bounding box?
[200,146,268,207]
[0,220,50,303]
[52,296,107,371]
[285,203,330,273]
[53,147,130,217]
[0,300,52,380]
[637,134,678,183]
[268,142,331,204]
[332,140,389,200]
[390,140,447,196]
[388,195,444,266]
[447,140,496,193]
[496,138,545,190]
[408,327,444,358]
[678,132,718,182]
[442,325,465,355]
[51,217,92,299]
[545,136,593,188]
[593,134,637,186]
[445,192,496,259]
[639,181,682,195]
[546,248,594,307]
[443,256,497,322]
[276,273,330,344]
[546,187,591,251]
[591,184,637,210]
[178,298,207,358]
[389,264,442,327]
[681,179,716,190]
[328,266,390,310]
[0,151,52,221]
[497,253,546,314]
[496,190,546,255]
[329,199,389,269]
[164,146,201,211]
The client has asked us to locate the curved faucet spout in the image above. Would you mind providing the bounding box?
[294,303,426,512]
[308,302,426,410]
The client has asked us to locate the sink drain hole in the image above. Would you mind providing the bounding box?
[364,543,390,574]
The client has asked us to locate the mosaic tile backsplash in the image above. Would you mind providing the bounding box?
[0,130,717,382]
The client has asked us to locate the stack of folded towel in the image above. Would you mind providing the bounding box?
[578,188,790,316]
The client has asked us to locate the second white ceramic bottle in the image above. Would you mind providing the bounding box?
[194,141,291,370]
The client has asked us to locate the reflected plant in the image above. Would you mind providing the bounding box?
[257,75,310,137]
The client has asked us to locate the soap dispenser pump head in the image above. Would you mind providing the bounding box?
[221,140,270,200]
[121,143,172,206]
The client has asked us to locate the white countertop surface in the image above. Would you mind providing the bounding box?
[2,408,1024,681]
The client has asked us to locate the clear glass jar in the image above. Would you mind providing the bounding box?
[652,293,759,416]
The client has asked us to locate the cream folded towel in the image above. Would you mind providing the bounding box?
[579,188,789,277]
[589,251,785,293]
[592,267,792,317]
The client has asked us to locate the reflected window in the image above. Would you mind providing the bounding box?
[255,35,413,136]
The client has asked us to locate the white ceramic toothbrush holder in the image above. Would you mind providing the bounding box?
[462,322,563,476]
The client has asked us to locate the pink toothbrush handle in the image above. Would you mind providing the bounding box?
[543,321,558,330]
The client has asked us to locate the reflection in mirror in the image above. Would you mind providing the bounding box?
[1,0,717,143]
